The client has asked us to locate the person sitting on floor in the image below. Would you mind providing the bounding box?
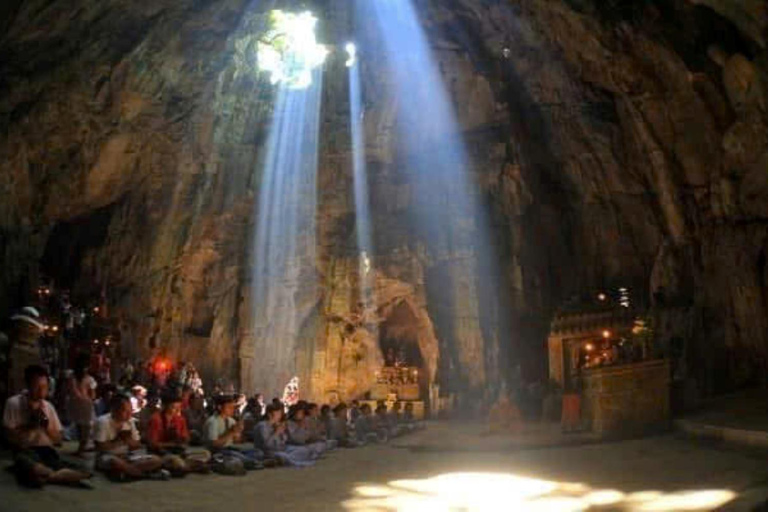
[3,365,92,488]
[94,384,117,417]
[94,394,167,481]
[306,402,337,451]
[348,400,361,425]
[138,395,160,437]
[184,394,207,445]
[388,402,404,436]
[180,385,193,411]
[375,404,396,440]
[240,398,261,442]
[402,402,424,431]
[146,393,210,476]
[354,404,381,444]
[204,394,263,472]
[254,403,317,467]
[328,403,359,447]
[234,394,248,420]
[254,393,267,417]
[320,404,334,441]
[286,404,325,457]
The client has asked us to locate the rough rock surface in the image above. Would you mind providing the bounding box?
[0,0,766,401]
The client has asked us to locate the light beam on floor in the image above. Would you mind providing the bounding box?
[343,472,737,511]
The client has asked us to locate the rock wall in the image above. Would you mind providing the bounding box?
[0,0,766,401]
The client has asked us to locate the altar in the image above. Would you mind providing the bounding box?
[365,365,425,419]
[371,366,421,400]
[548,292,670,436]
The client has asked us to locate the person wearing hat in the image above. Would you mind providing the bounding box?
[7,307,46,395]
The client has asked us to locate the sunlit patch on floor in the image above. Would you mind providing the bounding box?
[342,472,736,511]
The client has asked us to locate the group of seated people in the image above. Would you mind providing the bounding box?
[2,365,424,488]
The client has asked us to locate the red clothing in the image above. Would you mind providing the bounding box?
[146,411,190,447]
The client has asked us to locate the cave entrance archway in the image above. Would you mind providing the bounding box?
[379,300,425,369]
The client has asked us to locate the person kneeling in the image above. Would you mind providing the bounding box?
[147,393,211,476]
[255,404,316,467]
[94,394,167,482]
[3,365,92,489]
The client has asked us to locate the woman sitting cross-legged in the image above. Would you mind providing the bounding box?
[254,404,318,467]
[146,393,211,476]
[93,394,167,482]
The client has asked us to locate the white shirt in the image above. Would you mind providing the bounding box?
[93,413,140,455]
[2,394,62,448]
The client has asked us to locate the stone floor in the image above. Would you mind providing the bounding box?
[681,390,768,431]
[3,423,768,511]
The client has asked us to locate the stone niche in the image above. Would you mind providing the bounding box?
[308,259,441,406]
[581,360,671,437]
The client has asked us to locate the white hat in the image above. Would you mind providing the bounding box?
[22,306,41,318]
[10,310,45,331]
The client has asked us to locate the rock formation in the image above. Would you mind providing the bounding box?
[0,0,766,402]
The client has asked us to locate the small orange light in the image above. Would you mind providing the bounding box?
[93,339,99,344]
[585,343,594,351]
[602,330,611,339]
[52,326,59,332]
[598,293,607,301]
[93,307,100,313]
